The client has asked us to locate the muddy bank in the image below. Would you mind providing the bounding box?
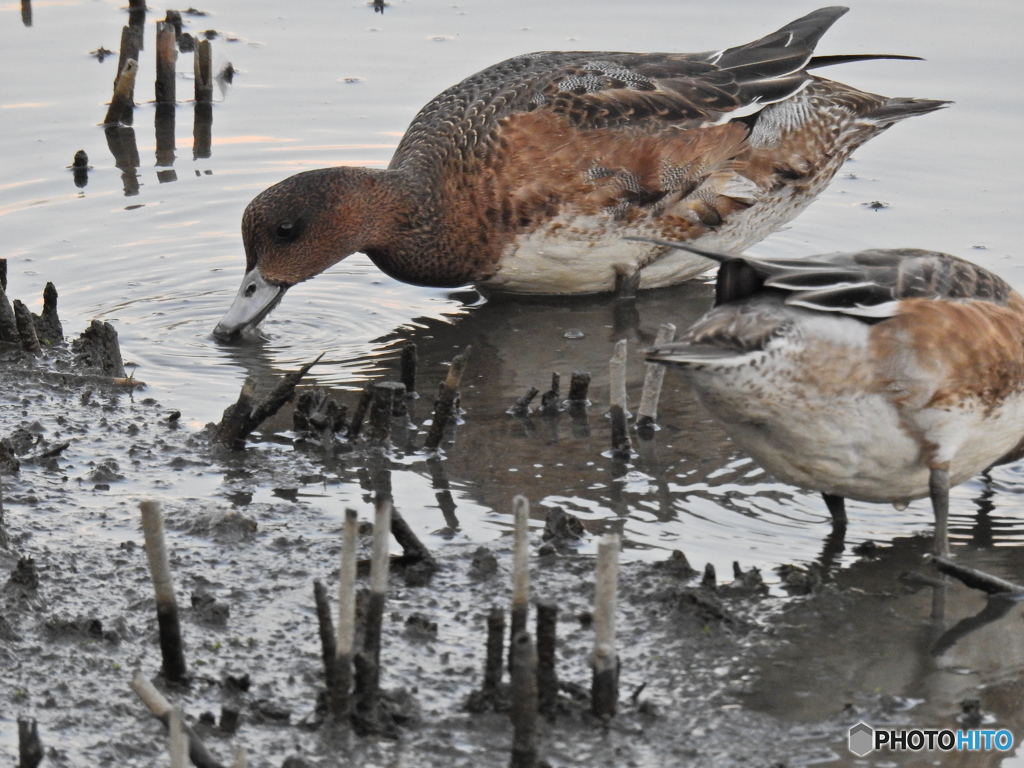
[0,328,809,767]
[3,312,1024,767]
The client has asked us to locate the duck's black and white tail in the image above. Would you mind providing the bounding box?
[713,7,948,119]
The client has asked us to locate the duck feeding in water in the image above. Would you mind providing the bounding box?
[214,6,946,340]
[639,238,1024,557]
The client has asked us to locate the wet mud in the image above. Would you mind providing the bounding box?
[6,1,1024,765]
[3,314,1024,768]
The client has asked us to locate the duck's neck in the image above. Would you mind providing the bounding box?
[361,165,498,288]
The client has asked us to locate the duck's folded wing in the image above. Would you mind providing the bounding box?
[397,6,858,159]
[772,249,1016,314]
[538,6,853,129]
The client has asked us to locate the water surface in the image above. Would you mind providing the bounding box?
[4,1,1024,761]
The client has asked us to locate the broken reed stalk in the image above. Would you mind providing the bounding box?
[510,495,530,671]
[0,285,17,345]
[591,534,620,719]
[105,57,139,125]
[701,563,716,590]
[169,707,188,768]
[509,387,539,416]
[540,372,561,416]
[346,383,373,440]
[424,346,471,450]
[215,376,256,449]
[194,39,213,104]
[930,554,1024,595]
[0,258,7,291]
[139,501,188,683]
[334,508,359,719]
[536,600,559,718]
[509,632,539,768]
[483,606,505,697]
[609,340,632,457]
[0,478,9,551]
[155,21,177,105]
[356,496,392,721]
[216,355,323,448]
[369,381,405,444]
[12,300,41,356]
[609,405,631,459]
[130,672,226,768]
[567,370,591,405]
[74,319,128,377]
[400,341,418,396]
[636,323,676,433]
[313,579,339,706]
[390,506,436,569]
[247,353,323,429]
[114,23,142,84]
[17,717,43,768]
[609,338,629,416]
[37,282,63,346]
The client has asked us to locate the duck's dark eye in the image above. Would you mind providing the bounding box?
[275,221,298,241]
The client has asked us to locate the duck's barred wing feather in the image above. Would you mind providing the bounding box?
[392,7,875,168]
[626,239,1014,317]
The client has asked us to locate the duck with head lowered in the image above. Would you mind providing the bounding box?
[213,6,946,340]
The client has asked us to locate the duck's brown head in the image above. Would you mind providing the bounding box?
[213,166,391,340]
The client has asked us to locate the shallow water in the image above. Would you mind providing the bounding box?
[4,0,1024,762]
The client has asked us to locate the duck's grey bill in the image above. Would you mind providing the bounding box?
[213,269,287,339]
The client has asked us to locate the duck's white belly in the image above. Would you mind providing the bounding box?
[693,369,928,503]
[685,315,1024,504]
[478,168,836,295]
[479,215,712,294]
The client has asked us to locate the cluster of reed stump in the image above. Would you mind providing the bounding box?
[0,258,136,385]
[119,489,623,768]
[78,4,222,195]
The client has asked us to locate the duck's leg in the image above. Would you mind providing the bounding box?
[822,493,847,526]
[929,467,951,557]
[819,493,847,572]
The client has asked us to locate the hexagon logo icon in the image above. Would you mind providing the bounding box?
[849,722,874,756]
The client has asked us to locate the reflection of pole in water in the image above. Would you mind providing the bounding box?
[155,2,178,177]
[104,125,141,196]
[193,103,213,160]
[193,103,214,160]
[20,0,31,27]
[155,105,177,182]
[427,454,460,529]
[127,0,146,47]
